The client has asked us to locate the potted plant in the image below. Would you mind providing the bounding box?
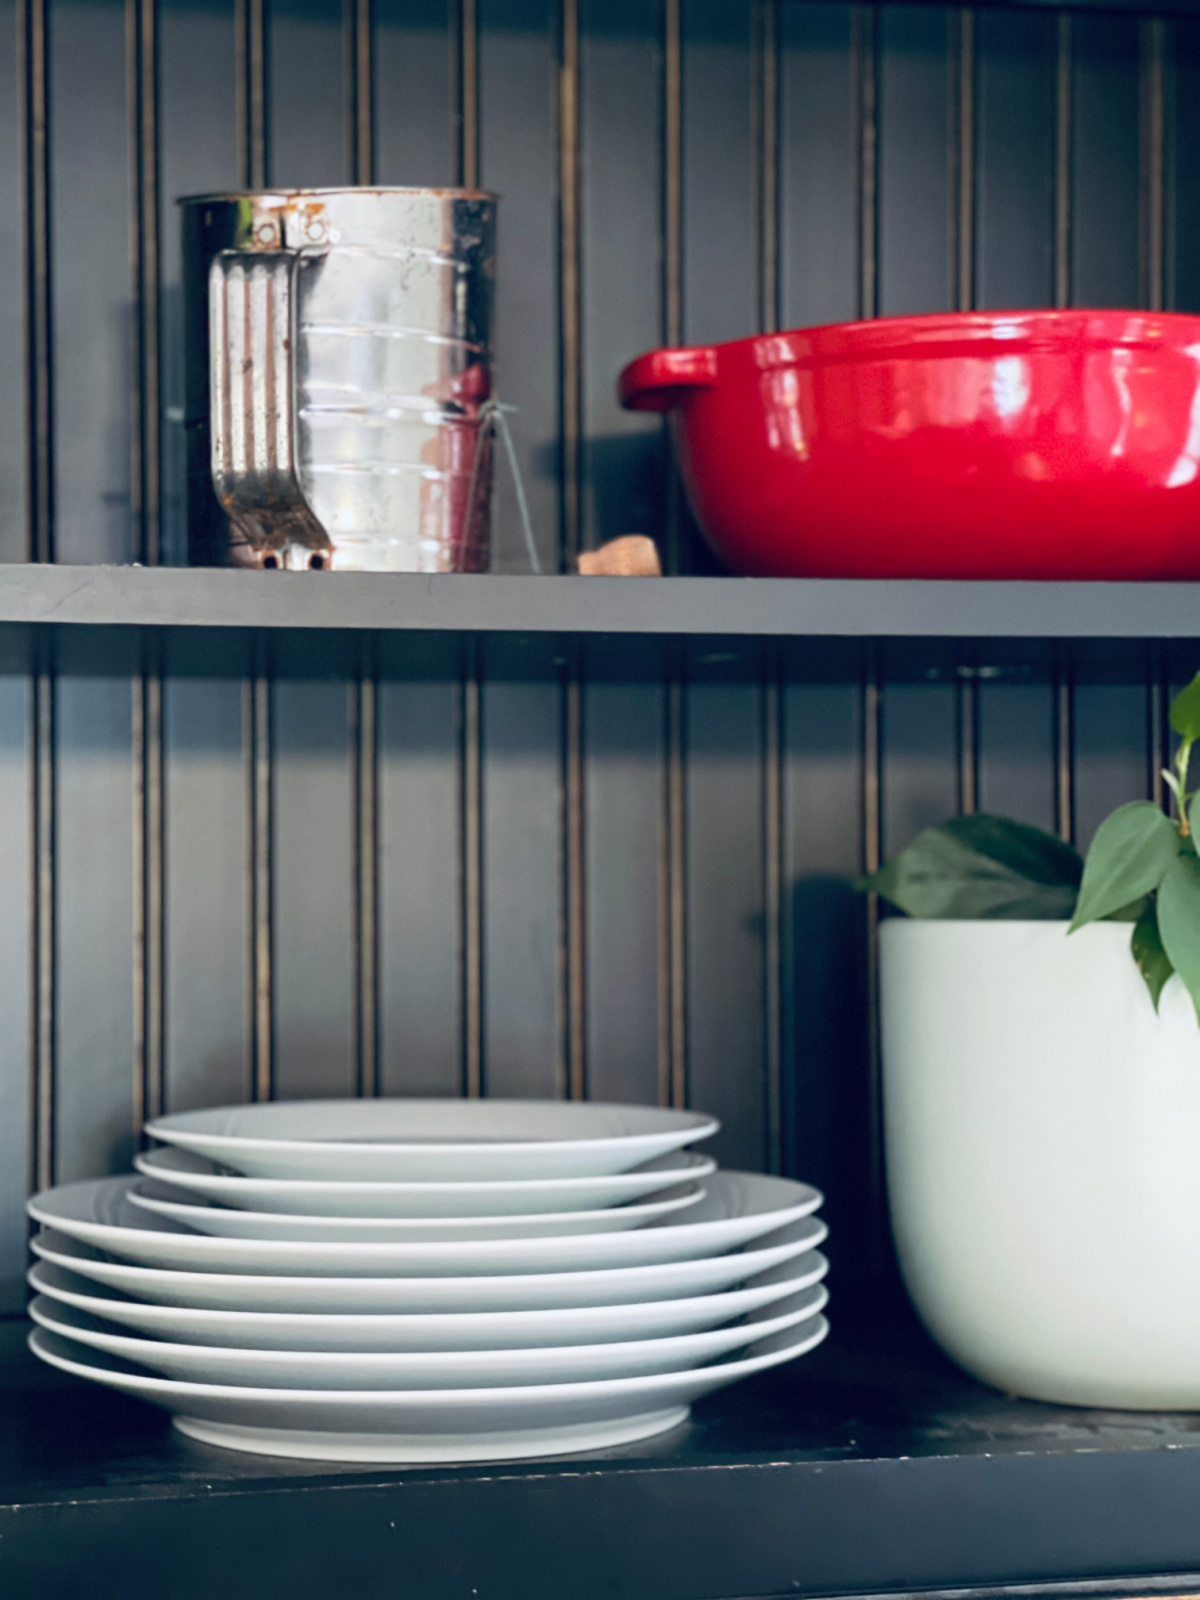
[862,673,1200,1408]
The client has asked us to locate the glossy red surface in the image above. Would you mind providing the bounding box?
[618,311,1200,580]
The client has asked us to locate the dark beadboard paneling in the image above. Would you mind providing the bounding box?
[977,645,1057,832]
[159,0,238,568]
[479,0,560,575]
[782,650,870,1279]
[0,0,1193,1329]
[162,657,248,1114]
[0,0,24,563]
[271,641,357,1100]
[684,641,767,1173]
[0,669,30,1307]
[52,664,136,1181]
[1071,12,1141,308]
[879,647,959,860]
[879,5,951,317]
[975,7,1056,308]
[781,3,856,331]
[480,634,563,1097]
[579,0,663,556]
[376,635,464,1098]
[50,0,131,564]
[1072,644,1157,849]
[1174,16,1200,312]
[374,0,454,187]
[682,0,756,351]
[582,637,665,1109]
[270,0,346,187]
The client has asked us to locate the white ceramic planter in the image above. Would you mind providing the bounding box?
[881,918,1200,1408]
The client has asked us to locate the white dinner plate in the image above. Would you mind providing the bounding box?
[28,1250,829,1351]
[30,1216,827,1313]
[143,1099,719,1182]
[125,1180,705,1241]
[29,1285,828,1389]
[28,1172,822,1278]
[29,1315,829,1463]
[134,1146,717,1217]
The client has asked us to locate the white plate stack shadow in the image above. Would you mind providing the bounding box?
[25,1099,829,1465]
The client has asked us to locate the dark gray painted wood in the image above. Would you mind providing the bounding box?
[682,0,755,351]
[9,567,1200,639]
[781,649,870,1278]
[0,673,29,1308]
[270,0,348,189]
[0,0,24,564]
[377,635,462,1097]
[781,3,856,331]
[1072,643,1155,850]
[684,641,767,1173]
[879,5,951,318]
[674,0,752,570]
[976,645,1056,833]
[163,666,249,1113]
[271,642,356,1099]
[0,0,1183,1347]
[479,0,559,576]
[374,0,453,188]
[879,646,958,856]
[581,637,664,1108]
[1173,18,1200,314]
[480,635,561,1097]
[53,671,136,1180]
[1071,13,1140,310]
[975,8,1055,309]
[160,0,238,568]
[579,0,663,557]
[50,0,132,564]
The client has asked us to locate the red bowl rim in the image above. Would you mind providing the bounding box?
[737,309,1200,367]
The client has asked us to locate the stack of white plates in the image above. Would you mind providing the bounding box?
[26,1099,829,1464]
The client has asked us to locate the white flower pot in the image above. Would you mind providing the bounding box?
[880,918,1200,1408]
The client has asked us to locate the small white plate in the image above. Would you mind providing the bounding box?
[134,1146,717,1217]
[143,1099,720,1182]
[125,1180,705,1241]
[29,1285,828,1389]
[30,1217,827,1313]
[28,1250,829,1351]
[28,1172,822,1278]
[29,1315,829,1463]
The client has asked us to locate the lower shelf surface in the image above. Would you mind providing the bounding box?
[5,1315,1200,1600]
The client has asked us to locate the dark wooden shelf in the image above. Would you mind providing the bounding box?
[6,1315,1200,1600]
[0,565,1199,641]
[879,0,1200,11]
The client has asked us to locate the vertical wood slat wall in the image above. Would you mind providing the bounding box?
[0,2,1198,1315]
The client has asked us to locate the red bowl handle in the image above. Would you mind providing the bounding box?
[618,346,718,412]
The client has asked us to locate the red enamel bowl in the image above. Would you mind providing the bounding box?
[618,310,1200,580]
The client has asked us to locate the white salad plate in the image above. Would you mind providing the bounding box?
[125,1180,705,1241]
[29,1285,828,1389]
[28,1172,822,1278]
[28,1250,829,1351]
[142,1099,719,1182]
[134,1145,717,1217]
[30,1216,827,1313]
[30,1316,829,1463]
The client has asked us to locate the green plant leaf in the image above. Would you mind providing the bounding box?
[1069,801,1181,931]
[1170,671,1200,742]
[1155,855,1200,1021]
[1131,897,1174,1010]
[1106,895,1149,923]
[859,814,1081,920]
[1189,793,1200,850]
